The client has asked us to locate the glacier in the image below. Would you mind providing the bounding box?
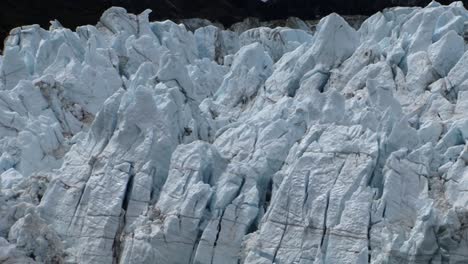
[1,1,468,263]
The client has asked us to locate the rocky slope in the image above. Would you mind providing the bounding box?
[1,1,468,263]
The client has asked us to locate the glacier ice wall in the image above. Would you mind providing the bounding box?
[1,2,468,263]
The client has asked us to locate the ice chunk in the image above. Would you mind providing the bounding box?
[428,30,464,76]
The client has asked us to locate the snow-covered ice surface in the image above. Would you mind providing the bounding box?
[2,2,468,263]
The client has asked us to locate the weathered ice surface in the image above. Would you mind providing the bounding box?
[1,2,468,263]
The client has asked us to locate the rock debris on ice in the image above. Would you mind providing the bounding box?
[1,2,468,263]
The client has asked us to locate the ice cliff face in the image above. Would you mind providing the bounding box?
[1,2,468,263]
